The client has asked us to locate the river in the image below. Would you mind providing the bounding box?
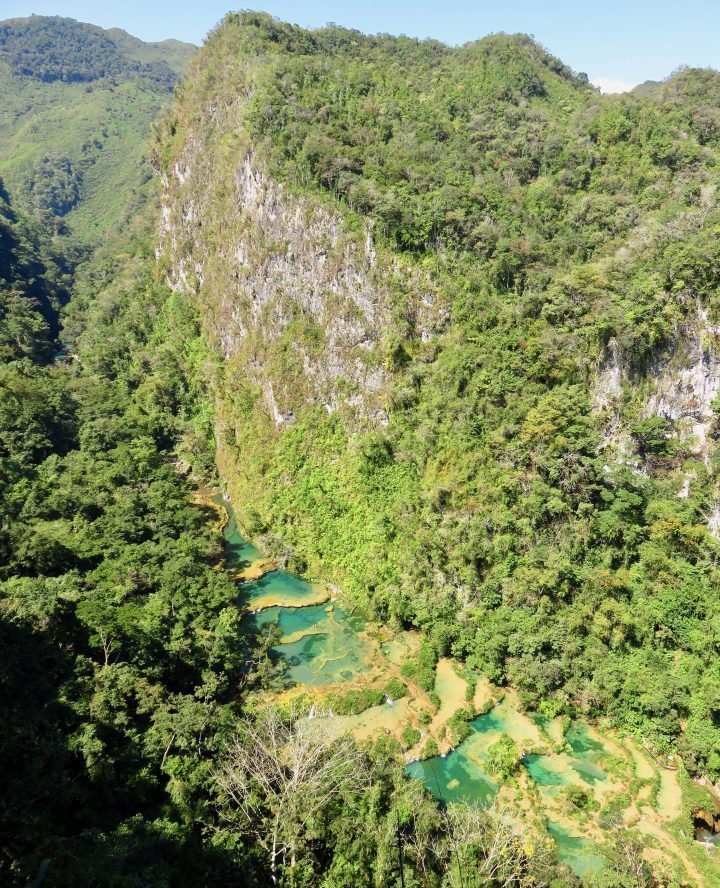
[218,494,711,884]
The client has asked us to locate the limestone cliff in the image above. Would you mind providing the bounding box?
[156,85,443,433]
[593,307,720,460]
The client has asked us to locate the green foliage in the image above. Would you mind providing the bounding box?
[0,16,181,86]
[0,16,194,245]
[326,687,385,715]
[447,708,472,746]
[26,154,81,216]
[174,13,720,793]
[5,9,720,885]
[401,725,421,748]
[563,784,593,810]
[487,734,520,780]
[383,676,408,700]
[0,213,247,885]
[0,181,69,361]
[399,658,417,680]
[630,415,674,457]
[420,737,439,759]
[418,640,438,692]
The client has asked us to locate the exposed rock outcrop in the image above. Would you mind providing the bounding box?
[158,122,444,429]
[644,308,720,455]
[593,308,720,460]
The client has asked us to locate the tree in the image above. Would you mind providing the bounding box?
[630,416,673,458]
[438,801,555,887]
[487,734,520,780]
[215,708,370,884]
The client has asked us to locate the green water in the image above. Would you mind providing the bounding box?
[410,703,610,796]
[524,754,569,788]
[242,569,320,608]
[408,702,611,876]
[276,625,372,686]
[566,722,606,758]
[251,603,328,637]
[250,604,371,687]
[547,821,604,878]
[222,502,371,687]
[407,741,498,806]
[406,700,535,807]
[525,752,606,789]
[218,492,327,610]
[222,497,612,876]
[215,495,261,566]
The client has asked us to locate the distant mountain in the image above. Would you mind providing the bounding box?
[0,16,195,245]
[631,79,662,96]
[0,15,193,86]
[104,27,196,77]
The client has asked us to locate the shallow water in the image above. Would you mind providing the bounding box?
[430,659,468,738]
[222,498,615,877]
[273,613,372,687]
[406,747,498,806]
[219,495,261,567]
[242,569,326,609]
[547,821,604,877]
[408,700,613,877]
[656,767,682,820]
[334,698,412,741]
[696,829,720,848]
[532,714,566,746]
[406,699,539,806]
[467,696,545,753]
[525,752,607,789]
[566,722,606,758]
[245,595,370,686]
[220,502,371,687]
[251,603,329,638]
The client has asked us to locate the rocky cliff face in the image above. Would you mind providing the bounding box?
[161,149,383,425]
[591,306,720,538]
[157,112,443,431]
[644,307,720,456]
[593,307,720,463]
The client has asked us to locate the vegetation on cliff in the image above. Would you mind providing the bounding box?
[158,12,720,787]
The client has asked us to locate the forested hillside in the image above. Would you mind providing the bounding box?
[0,16,195,245]
[0,176,569,888]
[159,13,720,783]
[4,9,720,887]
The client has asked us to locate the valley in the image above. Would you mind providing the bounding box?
[3,9,720,887]
[220,492,720,885]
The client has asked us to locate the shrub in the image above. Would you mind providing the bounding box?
[384,677,408,700]
[421,738,439,759]
[326,688,384,715]
[488,734,519,779]
[402,726,421,748]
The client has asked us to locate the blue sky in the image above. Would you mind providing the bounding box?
[4,1,719,91]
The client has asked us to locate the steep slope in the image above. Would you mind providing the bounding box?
[0,16,195,245]
[157,12,720,787]
[0,178,70,360]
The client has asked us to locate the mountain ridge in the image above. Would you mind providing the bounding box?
[2,10,720,886]
[158,10,720,785]
[0,15,195,245]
